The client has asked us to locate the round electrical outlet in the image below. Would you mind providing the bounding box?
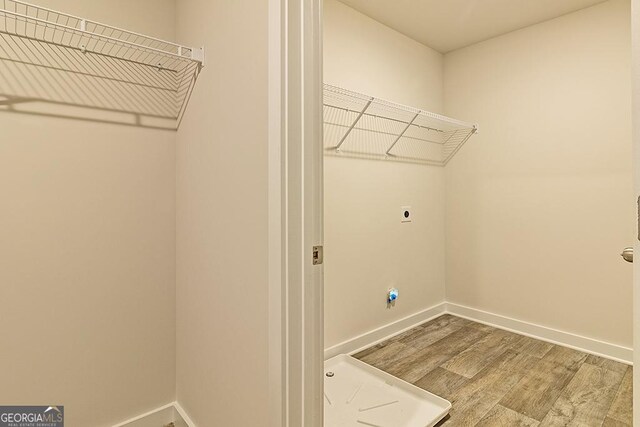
[401,206,412,223]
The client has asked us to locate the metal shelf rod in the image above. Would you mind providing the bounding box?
[325,102,444,133]
[386,112,419,155]
[335,97,373,151]
[0,8,193,63]
[0,0,205,129]
[323,84,478,165]
[442,127,478,165]
[7,0,186,51]
[323,120,445,145]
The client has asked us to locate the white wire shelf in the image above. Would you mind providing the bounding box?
[324,84,478,166]
[0,0,204,128]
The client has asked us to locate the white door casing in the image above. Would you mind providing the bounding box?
[633,0,640,424]
[268,0,324,426]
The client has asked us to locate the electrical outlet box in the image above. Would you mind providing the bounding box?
[401,206,412,223]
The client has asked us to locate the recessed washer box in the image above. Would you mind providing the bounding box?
[324,354,451,427]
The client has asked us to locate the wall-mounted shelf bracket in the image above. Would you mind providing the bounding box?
[335,97,374,151]
[190,47,206,67]
[385,112,420,156]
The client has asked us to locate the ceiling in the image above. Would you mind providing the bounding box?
[336,0,609,53]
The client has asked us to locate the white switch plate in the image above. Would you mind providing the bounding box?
[401,206,412,223]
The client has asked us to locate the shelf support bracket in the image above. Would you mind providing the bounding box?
[385,112,420,156]
[191,47,206,67]
[442,130,475,165]
[335,97,374,151]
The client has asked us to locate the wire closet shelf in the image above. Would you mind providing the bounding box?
[0,0,204,128]
[324,84,478,166]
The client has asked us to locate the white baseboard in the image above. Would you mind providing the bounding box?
[323,302,447,360]
[112,402,194,427]
[445,302,633,365]
[173,402,196,427]
[323,301,633,365]
[116,304,632,427]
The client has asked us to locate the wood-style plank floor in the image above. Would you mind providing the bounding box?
[353,314,632,427]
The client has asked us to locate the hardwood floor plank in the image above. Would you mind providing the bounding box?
[356,315,468,359]
[356,341,417,372]
[607,366,633,425]
[476,404,540,427]
[489,350,540,376]
[541,346,588,369]
[414,367,469,401]
[352,315,633,426]
[386,326,489,383]
[602,416,632,427]
[498,358,582,420]
[585,354,629,375]
[440,352,530,425]
[539,363,624,426]
[506,334,554,358]
[441,328,521,378]
[387,325,426,344]
[352,343,384,360]
[441,390,507,426]
[400,315,467,350]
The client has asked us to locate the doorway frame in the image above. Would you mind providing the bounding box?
[632,0,640,422]
[268,0,324,426]
[275,0,640,426]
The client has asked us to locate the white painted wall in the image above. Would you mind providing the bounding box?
[175,1,270,426]
[0,1,177,426]
[323,0,446,349]
[444,0,633,348]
